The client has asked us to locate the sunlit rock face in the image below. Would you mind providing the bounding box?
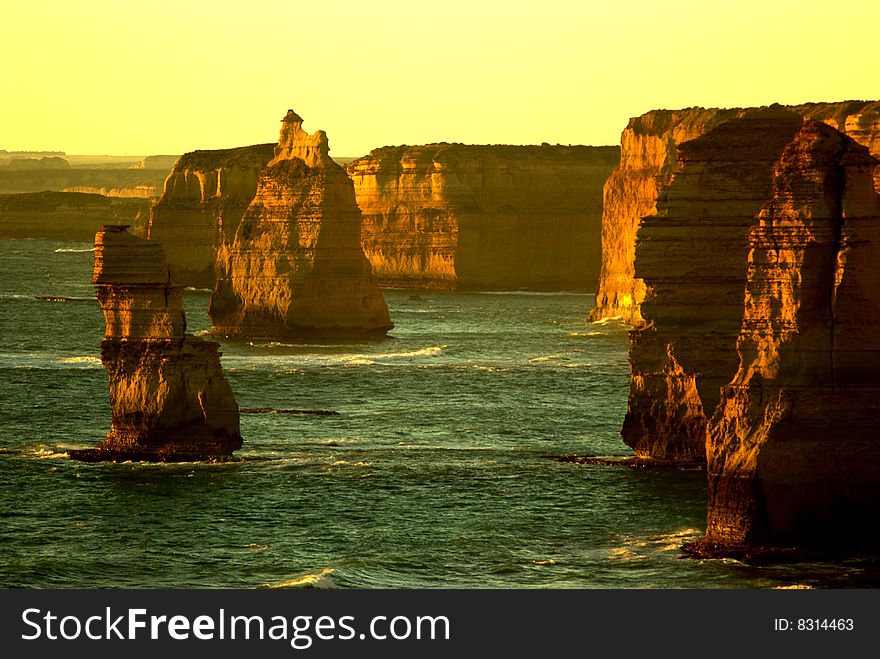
[68,225,242,462]
[590,101,880,324]
[703,123,880,552]
[208,111,392,338]
[623,108,804,462]
[147,144,275,288]
[345,144,619,290]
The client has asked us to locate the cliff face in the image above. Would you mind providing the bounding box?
[346,144,619,290]
[0,168,170,198]
[590,100,880,323]
[68,225,242,462]
[0,191,150,240]
[147,144,275,287]
[209,110,392,338]
[702,124,880,551]
[624,108,804,461]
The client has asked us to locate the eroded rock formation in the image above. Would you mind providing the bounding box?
[623,108,804,461]
[209,110,392,338]
[68,225,242,462]
[700,124,880,552]
[590,100,880,323]
[148,144,275,287]
[345,144,618,290]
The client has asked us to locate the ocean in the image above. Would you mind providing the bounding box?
[0,239,875,588]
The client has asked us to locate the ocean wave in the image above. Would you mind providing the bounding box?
[54,247,95,253]
[225,345,446,369]
[183,287,214,293]
[35,448,70,459]
[58,355,102,367]
[474,291,590,297]
[528,354,577,367]
[568,331,605,337]
[260,567,335,589]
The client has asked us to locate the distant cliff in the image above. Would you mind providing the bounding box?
[69,225,242,462]
[0,191,150,240]
[147,144,275,287]
[0,168,171,198]
[209,110,392,338]
[590,100,880,323]
[345,144,619,290]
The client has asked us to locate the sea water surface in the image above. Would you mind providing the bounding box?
[0,240,874,588]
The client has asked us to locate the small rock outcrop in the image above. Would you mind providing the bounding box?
[209,110,392,338]
[148,144,275,287]
[345,144,619,290]
[69,225,242,462]
[700,123,880,553]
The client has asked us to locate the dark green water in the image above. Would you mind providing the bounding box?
[0,240,873,588]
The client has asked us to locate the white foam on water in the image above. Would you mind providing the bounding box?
[262,567,335,589]
[54,247,95,253]
[58,355,102,367]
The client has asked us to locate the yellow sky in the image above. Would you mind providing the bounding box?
[1,0,877,157]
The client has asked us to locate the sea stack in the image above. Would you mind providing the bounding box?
[69,225,242,462]
[698,123,880,553]
[345,144,619,290]
[209,110,392,337]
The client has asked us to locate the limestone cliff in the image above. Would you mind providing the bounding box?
[0,191,150,240]
[624,108,804,461]
[68,225,242,462]
[590,100,880,323]
[0,168,170,198]
[700,124,880,552]
[345,144,618,290]
[147,144,275,287]
[209,110,392,338]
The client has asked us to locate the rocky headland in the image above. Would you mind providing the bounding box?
[697,122,880,554]
[345,144,619,290]
[590,100,880,324]
[147,144,275,287]
[601,101,880,553]
[594,101,880,465]
[208,110,392,338]
[0,191,150,240]
[68,225,242,462]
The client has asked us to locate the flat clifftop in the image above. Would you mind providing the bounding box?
[348,143,619,165]
[347,143,619,290]
[172,143,275,172]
